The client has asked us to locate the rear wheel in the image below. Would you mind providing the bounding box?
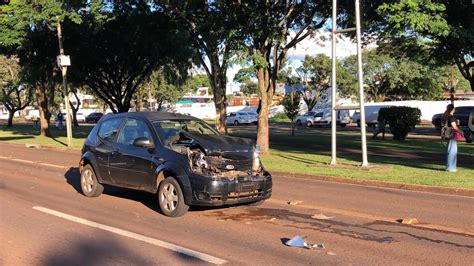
[80,164,104,197]
[158,177,189,217]
[306,121,313,127]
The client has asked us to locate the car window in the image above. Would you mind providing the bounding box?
[154,120,219,145]
[228,113,236,117]
[98,117,124,142]
[315,112,323,117]
[117,118,153,146]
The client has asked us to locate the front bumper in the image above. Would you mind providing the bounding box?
[187,172,272,206]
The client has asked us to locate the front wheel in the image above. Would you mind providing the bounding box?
[306,121,313,127]
[158,177,189,217]
[80,164,104,197]
[296,120,302,126]
[234,120,239,126]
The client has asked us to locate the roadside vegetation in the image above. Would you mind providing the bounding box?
[2,121,473,189]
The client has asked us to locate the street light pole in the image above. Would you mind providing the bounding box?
[56,21,73,147]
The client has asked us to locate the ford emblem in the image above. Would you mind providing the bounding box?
[226,165,235,170]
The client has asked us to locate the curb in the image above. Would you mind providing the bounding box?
[272,171,474,198]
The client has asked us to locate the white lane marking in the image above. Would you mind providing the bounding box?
[0,156,69,169]
[33,206,227,265]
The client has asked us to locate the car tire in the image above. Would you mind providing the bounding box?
[80,164,104,197]
[296,120,302,126]
[234,120,239,126]
[158,177,189,217]
[306,121,313,127]
[340,123,347,128]
[357,120,361,127]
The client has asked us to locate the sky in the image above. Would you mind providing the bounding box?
[226,30,365,92]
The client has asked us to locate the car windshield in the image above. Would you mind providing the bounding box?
[153,119,219,144]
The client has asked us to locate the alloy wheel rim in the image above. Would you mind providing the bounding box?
[161,183,178,212]
[82,169,94,193]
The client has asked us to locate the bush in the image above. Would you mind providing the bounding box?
[379,106,421,140]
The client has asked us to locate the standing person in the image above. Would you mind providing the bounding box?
[56,112,64,130]
[442,104,463,172]
[372,114,386,139]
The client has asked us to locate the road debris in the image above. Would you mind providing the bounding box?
[397,218,419,225]
[327,251,336,256]
[269,217,277,222]
[26,144,40,148]
[287,200,303,205]
[311,213,334,220]
[285,235,325,250]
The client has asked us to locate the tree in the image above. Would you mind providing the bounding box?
[185,74,211,94]
[234,68,258,96]
[237,1,331,153]
[0,0,82,136]
[158,1,243,134]
[282,92,300,136]
[362,1,473,91]
[297,54,353,110]
[67,3,193,113]
[343,48,446,101]
[0,55,32,127]
[143,67,189,111]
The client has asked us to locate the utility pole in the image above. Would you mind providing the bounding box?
[56,21,73,147]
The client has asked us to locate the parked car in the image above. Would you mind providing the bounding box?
[76,113,86,123]
[246,112,258,124]
[432,106,474,130]
[226,111,253,126]
[85,112,103,123]
[296,111,321,127]
[80,112,272,217]
[296,109,349,127]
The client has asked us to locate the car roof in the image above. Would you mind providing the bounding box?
[101,112,199,122]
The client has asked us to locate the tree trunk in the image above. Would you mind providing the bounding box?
[71,106,79,127]
[469,78,474,92]
[212,72,227,134]
[35,85,52,137]
[256,67,272,153]
[7,111,14,127]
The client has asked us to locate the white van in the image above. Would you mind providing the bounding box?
[352,105,392,127]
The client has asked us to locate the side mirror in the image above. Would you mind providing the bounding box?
[133,137,154,148]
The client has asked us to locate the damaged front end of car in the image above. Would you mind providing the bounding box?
[170,132,272,206]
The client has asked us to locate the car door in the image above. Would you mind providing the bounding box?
[96,116,125,182]
[109,117,156,189]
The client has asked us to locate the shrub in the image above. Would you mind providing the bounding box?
[379,106,421,140]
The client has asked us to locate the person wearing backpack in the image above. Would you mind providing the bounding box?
[441,104,463,172]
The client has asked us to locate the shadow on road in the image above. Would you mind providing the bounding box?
[63,167,227,215]
[42,234,202,265]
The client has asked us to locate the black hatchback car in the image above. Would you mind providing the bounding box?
[80,112,272,216]
[85,112,103,123]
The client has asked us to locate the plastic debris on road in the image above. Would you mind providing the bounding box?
[311,213,334,220]
[285,235,325,250]
[397,218,419,225]
[287,200,303,205]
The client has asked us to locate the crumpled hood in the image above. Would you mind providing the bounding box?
[180,131,255,156]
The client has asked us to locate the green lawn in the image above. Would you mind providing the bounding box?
[1,121,473,189]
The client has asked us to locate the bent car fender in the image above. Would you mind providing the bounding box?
[79,151,104,182]
[153,162,192,195]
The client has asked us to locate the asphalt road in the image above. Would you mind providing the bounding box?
[1,142,473,265]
